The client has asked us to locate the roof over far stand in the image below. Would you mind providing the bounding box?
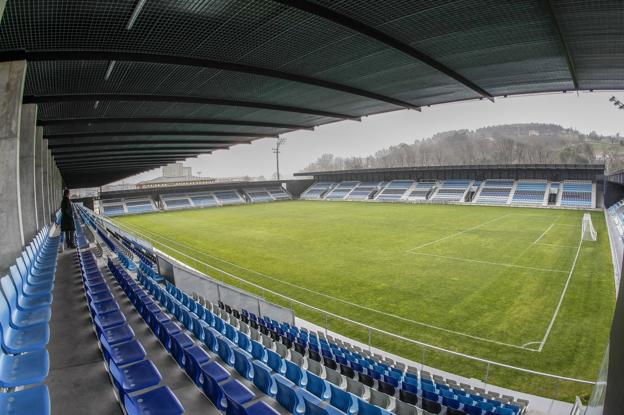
[0,1,622,187]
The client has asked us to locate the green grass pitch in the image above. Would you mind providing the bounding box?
[114,201,615,401]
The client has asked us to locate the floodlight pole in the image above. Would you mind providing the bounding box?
[273,137,287,181]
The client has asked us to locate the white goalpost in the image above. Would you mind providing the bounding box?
[582,212,597,242]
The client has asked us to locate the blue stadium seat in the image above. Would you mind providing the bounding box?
[0,287,50,329]
[0,346,49,387]
[306,371,331,401]
[101,323,135,346]
[329,384,357,414]
[252,360,278,397]
[124,386,184,415]
[357,398,392,415]
[184,345,210,384]
[266,349,285,374]
[285,359,307,386]
[233,348,254,380]
[0,385,50,415]
[99,335,146,367]
[199,360,230,410]
[1,276,51,311]
[109,359,162,394]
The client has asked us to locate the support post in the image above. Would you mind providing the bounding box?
[18,104,38,242]
[0,60,27,273]
[35,130,45,227]
[41,139,50,223]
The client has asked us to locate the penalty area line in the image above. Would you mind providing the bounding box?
[407,213,512,252]
[537,237,583,352]
[116,220,539,352]
[406,251,568,274]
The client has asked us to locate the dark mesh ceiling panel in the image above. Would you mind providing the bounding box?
[0,0,621,186]
[309,0,574,95]
[553,0,624,89]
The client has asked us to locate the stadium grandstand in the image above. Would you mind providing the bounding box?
[2,1,624,415]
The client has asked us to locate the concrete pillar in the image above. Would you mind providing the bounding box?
[41,139,50,223]
[18,104,38,242]
[0,60,27,273]
[35,129,45,228]
[46,151,53,220]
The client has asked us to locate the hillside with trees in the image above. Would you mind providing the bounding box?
[301,123,623,173]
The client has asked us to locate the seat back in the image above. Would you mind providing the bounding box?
[358,398,390,415]
[305,371,330,400]
[325,367,344,388]
[233,348,254,380]
[252,360,277,397]
[329,384,356,414]
[217,337,235,366]
[395,399,419,415]
[345,377,365,397]
[285,359,307,386]
[250,339,266,362]
[369,388,391,409]
[307,358,324,376]
[422,397,442,414]
[267,349,285,374]
[275,375,304,414]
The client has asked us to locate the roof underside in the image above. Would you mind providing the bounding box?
[0,0,621,187]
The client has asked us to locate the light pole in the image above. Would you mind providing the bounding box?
[273,137,287,180]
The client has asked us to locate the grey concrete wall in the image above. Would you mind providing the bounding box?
[0,60,27,273]
[34,129,44,228]
[19,104,38,242]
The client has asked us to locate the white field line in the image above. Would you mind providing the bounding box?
[116,220,537,351]
[535,242,578,249]
[537,238,583,352]
[407,213,512,252]
[406,251,569,274]
[532,223,554,245]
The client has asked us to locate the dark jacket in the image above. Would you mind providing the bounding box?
[60,196,75,231]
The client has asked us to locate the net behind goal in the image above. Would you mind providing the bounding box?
[582,213,597,241]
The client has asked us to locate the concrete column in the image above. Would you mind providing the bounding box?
[34,128,45,228]
[18,104,38,242]
[41,139,50,223]
[47,151,53,220]
[0,60,27,273]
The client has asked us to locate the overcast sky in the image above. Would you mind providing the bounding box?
[120,91,623,184]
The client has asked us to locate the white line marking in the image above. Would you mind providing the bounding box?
[537,238,583,352]
[535,242,578,249]
[406,251,569,274]
[533,223,554,245]
[407,213,512,252]
[116,220,536,351]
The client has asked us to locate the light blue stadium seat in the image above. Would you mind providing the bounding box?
[124,386,184,415]
[0,346,49,387]
[1,276,51,311]
[0,286,50,329]
[0,384,50,415]
[251,339,267,362]
[0,305,49,354]
[10,266,52,298]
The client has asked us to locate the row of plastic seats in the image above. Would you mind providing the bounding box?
[80,249,184,414]
[0,225,58,414]
[204,300,523,415]
[135,270,396,415]
[139,260,163,282]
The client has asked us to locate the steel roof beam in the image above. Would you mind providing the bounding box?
[44,130,272,140]
[54,149,219,158]
[542,0,578,90]
[24,93,358,120]
[271,0,494,102]
[38,117,313,131]
[56,152,206,161]
[1,49,420,111]
[49,140,248,149]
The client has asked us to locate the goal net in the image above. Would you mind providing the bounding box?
[582,213,597,241]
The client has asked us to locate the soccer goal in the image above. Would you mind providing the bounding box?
[582,213,597,241]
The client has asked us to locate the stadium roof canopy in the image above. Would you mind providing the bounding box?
[0,0,621,187]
